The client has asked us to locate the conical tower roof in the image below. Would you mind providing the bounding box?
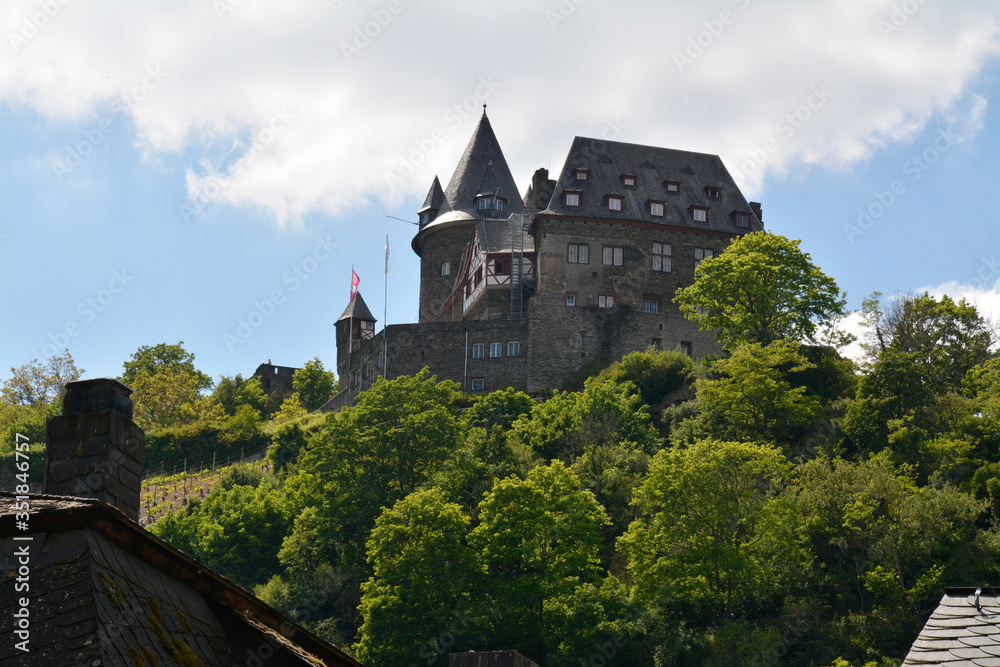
[337,292,376,322]
[441,111,525,218]
[418,175,447,218]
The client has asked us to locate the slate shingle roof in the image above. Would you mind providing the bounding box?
[338,291,376,322]
[0,494,363,667]
[440,112,525,221]
[903,588,1000,665]
[475,218,535,254]
[540,136,763,235]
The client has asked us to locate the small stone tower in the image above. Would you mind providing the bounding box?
[334,291,377,386]
[411,110,524,323]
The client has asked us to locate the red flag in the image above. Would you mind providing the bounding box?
[350,270,360,302]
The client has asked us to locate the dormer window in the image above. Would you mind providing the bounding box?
[648,200,665,217]
[691,206,708,223]
[573,168,590,181]
[607,195,624,212]
[664,180,680,194]
[564,190,581,207]
[476,195,506,212]
[705,186,722,200]
[734,211,750,228]
[622,174,637,188]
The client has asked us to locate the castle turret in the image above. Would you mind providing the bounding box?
[411,110,524,323]
[334,292,377,385]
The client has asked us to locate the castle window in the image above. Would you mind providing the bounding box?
[363,362,372,379]
[598,294,615,308]
[622,174,637,188]
[494,259,510,275]
[475,266,483,286]
[490,342,502,358]
[354,369,361,386]
[377,349,385,367]
[644,297,659,313]
[651,242,672,272]
[652,337,663,350]
[564,190,581,207]
[441,262,451,276]
[691,206,708,223]
[705,186,722,200]
[607,195,623,212]
[567,243,589,264]
[574,168,589,181]
[664,180,680,193]
[566,292,576,306]
[477,197,491,211]
[495,198,504,212]
[508,341,520,357]
[734,211,750,228]
[472,343,484,359]
[680,341,693,357]
[603,246,624,266]
[694,247,714,269]
[649,201,665,217]
[471,378,485,391]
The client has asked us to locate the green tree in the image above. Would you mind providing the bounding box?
[1,350,82,408]
[120,341,212,391]
[293,358,337,411]
[595,346,695,410]
[462,387,535,432]
[675,232,846,349]
[619,440,801,627]
[212,374,267,415]
[469,461,609,662]
[355,488,477,667]
[688,340,824,446]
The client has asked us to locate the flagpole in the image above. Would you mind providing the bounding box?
[383,235,389,380]
[348,265,354,390]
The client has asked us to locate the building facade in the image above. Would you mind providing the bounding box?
[329,112,763,408]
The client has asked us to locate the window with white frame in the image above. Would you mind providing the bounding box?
[603,246,624,266]
[508,341,520,357]
[735,212,750,228]
[694,247,714,269]
[490,342,502,358]
[567,243,589,264]
[574,168,589,181]
[649,201,665,217]
[564,191,581,207]
[651,242,672,272]
[622,174,637,188]
[471,378,485,391]
[354,369,361,386]
[643,297,659,313]
[664,180,680,193]
[377,349,385,367]
[441,262,451,276]
[477,197,491,211]
[566,292,576,306]
[598,294,615,308]
[705,186,721,200]
[607,195,623,212]
[472,343,484,359]
[691,206,708,223]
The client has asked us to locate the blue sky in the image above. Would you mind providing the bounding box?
[1,0,998,384]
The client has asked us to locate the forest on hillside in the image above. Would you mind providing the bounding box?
[3,232,999,666]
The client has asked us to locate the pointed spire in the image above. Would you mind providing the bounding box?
[441,113,524,219]
[419,175,445,214]
[337,292,376,322]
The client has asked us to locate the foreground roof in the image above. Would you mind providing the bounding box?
[0,494,363,667]
[903,588,1000,665]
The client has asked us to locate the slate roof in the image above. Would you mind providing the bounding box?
[903,588,1000,665]
[337,292,376,322]
[0,494,363,667]
[419,175,446,215]
[539,136,764,235]
[475,218,535,254]
[439,112,525,221]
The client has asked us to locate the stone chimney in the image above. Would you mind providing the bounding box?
[44,378,145,522]
[749,201,763,222]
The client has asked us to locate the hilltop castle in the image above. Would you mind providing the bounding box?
[328,111,763,407]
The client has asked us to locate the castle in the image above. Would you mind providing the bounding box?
[328,111,764,408]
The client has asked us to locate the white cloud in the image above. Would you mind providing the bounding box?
[1,0,998,224]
